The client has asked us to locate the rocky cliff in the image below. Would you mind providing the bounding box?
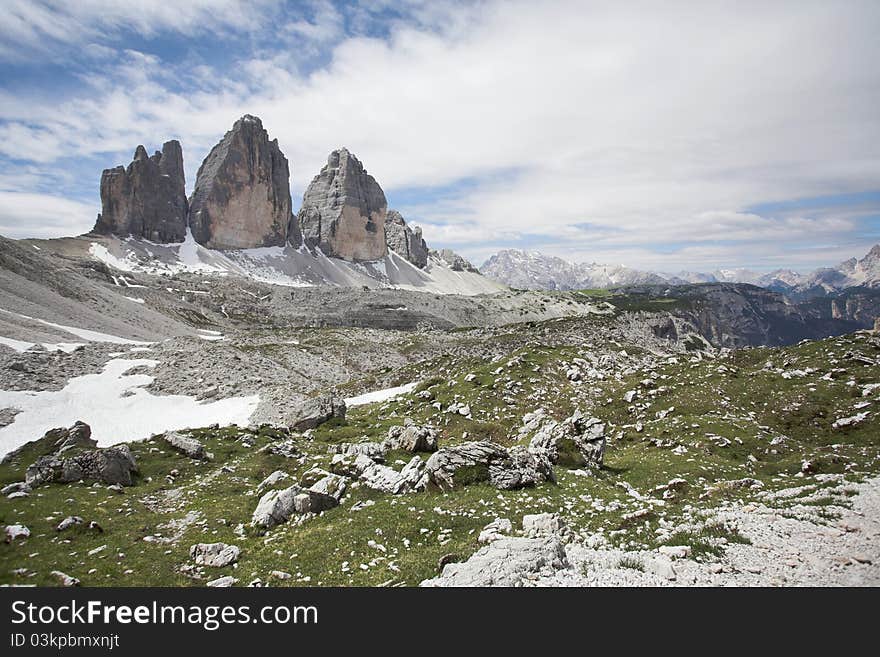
[92,141,187,243]
[297,148,387,261]
[432,249,480,273]
[385,210,428,268]
[189,115,293,250]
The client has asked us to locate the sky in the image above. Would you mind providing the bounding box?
[0,0,879,274]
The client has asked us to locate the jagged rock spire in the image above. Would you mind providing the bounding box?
[189,115,294,250]
[93,140,187,243]
[297,148,388,261]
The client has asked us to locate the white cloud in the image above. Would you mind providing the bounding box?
[0,0,878,270]
[0,0,279,60]
[0,192,95,239]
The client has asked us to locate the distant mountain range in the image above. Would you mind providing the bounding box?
[480,244,880,296]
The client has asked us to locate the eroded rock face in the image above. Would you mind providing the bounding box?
[93,141,187,243]
[189,115,292,249]
[297,148,388,261]
[385,210,428,268]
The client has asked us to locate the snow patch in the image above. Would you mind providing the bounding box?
[345,382,418,407]
[0,359,259,456]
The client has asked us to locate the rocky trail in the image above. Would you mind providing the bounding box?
[427,474,880,586]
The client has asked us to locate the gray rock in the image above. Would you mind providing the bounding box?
[251,485,301,529]
[293,489,338,514]
[93,141,188,243]
[353,454,427,494]
[421,537,569,587]
[297,148,388,261]
[52,570,81,586]
[53,421,96,452]
[4,524,30,541]
[56,516,84,532]
[425,441,509,490]
[306,472,347,502]
[528,410,606,470]
[328,441,387,460]
[522,512,565,538]
[190,115,293,249]
[1,482,31,497]
[26,444,138,487]
[190,542,241,568]
[256,470,291,493]
[478,518,513,543]
[206,576,237,587]
[288,394,346,431]
[162,431,210,460]
[385,210,428,268]
[489,445,555,490]
[385,423,438,452]
[430,248,480,273]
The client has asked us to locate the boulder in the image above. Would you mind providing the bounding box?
[1,482,31,497]
[53,421,96,453]
[293,489,338,514]
[189,115,293,249]
[162,432,211,460]
[190,542,241,568]
[288,394,346,431]
[93,141,188,243]
[256,470,291,493]
[26,444,138,487]
[297,148,388,261]
[206,576,237,587]
[528,410,606,469]
[51,570,81,587]
[353,454,427,494]
[305,472,347,502]
[489,445,555,490]
[425,441,509,490]
[385,423,438,452]
[522,512,565,538]
[56,516,84,532]
[251,485,301,529]
[385,210,428,268]
[478,518,513,544]
[421,537,568,587]
[328,441,387,460]
[4,524,30,542]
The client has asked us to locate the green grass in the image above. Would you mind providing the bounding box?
[2,329,878,586]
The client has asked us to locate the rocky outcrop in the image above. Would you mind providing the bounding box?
[421,536,569,587]
[297,148,388,261]
[288,394,346,431]
[190,542,240,568]
[385,210,428,268]
[424,441,509,490]
[431,248,480,273]
[342,453,428,494]
[93,141,188,243]
[26,444,138,487]
[385,422,438,452]
[189,115,292,250]
[528,410,607,469]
